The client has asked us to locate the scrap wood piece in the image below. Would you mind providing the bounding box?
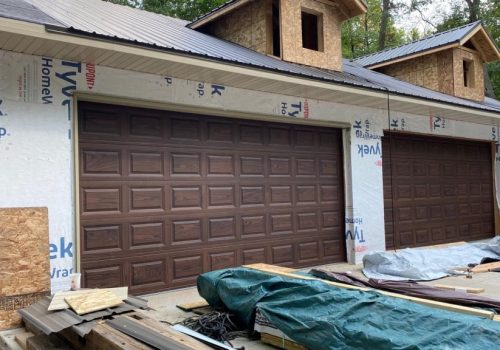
[15,331,34,350]
[471,261,500,273]
[260,333,307,350]
[107,315,212,350]
[64,290,123,315]
[48,287,128,311]
[123,313,213,350]
[176,300,209,312]
[433,284,485,294]
[172,324,237,350]
[244,264,497,320]
[86,322,153,350]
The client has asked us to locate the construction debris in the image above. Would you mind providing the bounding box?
[64,290,123,316]
[176,300,209,312]
[471,261,500,273]
[48,287,128,311]
[198,265,500,349]
[433,284,485,294]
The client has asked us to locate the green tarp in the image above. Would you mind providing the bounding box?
[197,268,500,350]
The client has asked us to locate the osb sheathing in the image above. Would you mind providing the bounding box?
[453,47,484,102]
[208,0,271,55]
[0,207,50,330]
[378,53,440,92]
[280,0,343,71]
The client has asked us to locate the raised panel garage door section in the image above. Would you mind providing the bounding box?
[78,102,345,294]
[383,133,494,250]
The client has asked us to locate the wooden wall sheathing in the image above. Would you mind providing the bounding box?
[452,47,485,102]
[0,207,50,330]
[207,0,271,55]
[280,0,343,71]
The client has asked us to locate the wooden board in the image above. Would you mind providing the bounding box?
[176,300,209,311]
[0,207,50,330]
[15,331,34,350]
[433,284,485,294]
[26,334,73,350]
[244,264,497,320]
[65,290,123,315]
[85,323,153,350]
[471,262,500,273]
[121,313,213,350]
[48,287,128,311]
[260,333,307,350]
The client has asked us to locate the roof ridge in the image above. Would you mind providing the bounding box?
[353,20,481,61]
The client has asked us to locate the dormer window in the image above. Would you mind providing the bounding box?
[463,59,475,88]
[301,10,324,52]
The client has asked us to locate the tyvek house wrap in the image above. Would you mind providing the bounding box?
[0,48,498,292]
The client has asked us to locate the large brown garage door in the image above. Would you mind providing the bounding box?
[383,132,495,250]
[78,102,345,294]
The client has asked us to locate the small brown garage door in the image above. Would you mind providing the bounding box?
[383,132,495,250]
[78,102,345,294]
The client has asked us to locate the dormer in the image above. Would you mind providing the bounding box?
[188,0,367,72]
[354,22,500,102]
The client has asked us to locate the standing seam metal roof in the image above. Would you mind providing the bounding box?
[353,21,481,67]
[14,0,500,114]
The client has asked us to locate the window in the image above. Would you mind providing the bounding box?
[301,10,323,52]
[272,0,281,57]
[463,59,475,88]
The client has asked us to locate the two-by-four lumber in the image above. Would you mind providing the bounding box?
[260,333,307,350]
[85,322,153,350]
[471,261,500,273]
[433,284,485,294]
[243,264,497,320]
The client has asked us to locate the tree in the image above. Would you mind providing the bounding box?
[378,0,391,50]
[143,0,227,21]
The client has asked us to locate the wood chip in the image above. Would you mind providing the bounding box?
[64,290,123,315]
[176,300,209,311]
[48,287,128,311]
[433,284,484,294]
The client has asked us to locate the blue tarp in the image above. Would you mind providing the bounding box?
[198,268,500,350]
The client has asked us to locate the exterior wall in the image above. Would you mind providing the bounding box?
[205,0,271,55]
[378,50,454,95]
[0,49,498,292]
[377,47,485,102]
[280,0,343,71]
[453,47,484,102]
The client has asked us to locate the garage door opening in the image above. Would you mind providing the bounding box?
[383,132,495,250]
[78,102,346,294]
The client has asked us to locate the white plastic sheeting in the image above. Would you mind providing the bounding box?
[363,236,500,281]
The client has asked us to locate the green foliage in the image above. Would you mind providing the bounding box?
[342,0,406,58]
[142,0,227,21]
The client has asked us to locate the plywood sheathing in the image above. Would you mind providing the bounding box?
[452,47,484,102]
[280,0,343,71]
[0,207,50,330]
[207,0,272,55]
[377,47,485,102]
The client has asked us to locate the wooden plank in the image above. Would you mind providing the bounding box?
[471,262,500,273]
[123,313,213,350]
[244,264,497,320]
[260,333,307,350]
[432,284,485,294]
[85,323,153,350]
[48,287,128,311]
[176,300,209,311]
[65,290,123,315]
[15,331,34,350]
[26,334,73,350]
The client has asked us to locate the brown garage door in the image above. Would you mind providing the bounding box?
[78,102,345,294]
[383,132,495,250]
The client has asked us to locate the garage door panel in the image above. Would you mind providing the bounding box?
[383,133,494,249]
[79,102,345,293]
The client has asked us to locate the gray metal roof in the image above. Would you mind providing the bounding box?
[353,21,481,68]
[0,0,62,26]
[19,0,500,115]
